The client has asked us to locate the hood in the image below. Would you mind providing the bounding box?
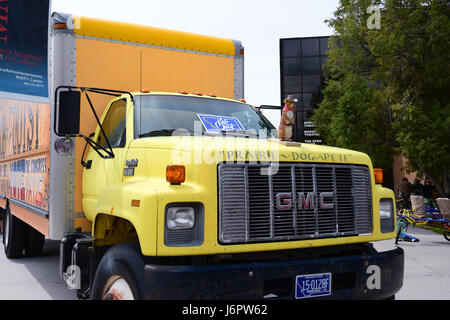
[130,136,372,167]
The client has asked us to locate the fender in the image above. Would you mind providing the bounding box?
[373,184,396,235]
[93,180,158,255]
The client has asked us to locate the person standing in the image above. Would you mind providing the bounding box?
[411,178,423,196]
[397,177,413,209]
[422,178,437,208]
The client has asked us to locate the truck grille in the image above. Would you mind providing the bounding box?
[218,163,372,244]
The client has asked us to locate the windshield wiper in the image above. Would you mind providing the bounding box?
[204,129,259,138]
[139,128,266,139]
[139,129,194,137]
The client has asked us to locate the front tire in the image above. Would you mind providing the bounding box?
[3,206,26,258]
[90,242,146,300]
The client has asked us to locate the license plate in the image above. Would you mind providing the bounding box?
[295,273,332,299]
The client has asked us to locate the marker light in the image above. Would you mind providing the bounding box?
[374,168,383,184]
[131,200,140,207]
[53,23,67,30]
[166,165,185,184]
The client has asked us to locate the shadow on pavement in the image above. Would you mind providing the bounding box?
[0,234,77,300]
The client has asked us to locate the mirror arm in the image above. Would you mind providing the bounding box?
[81,133,93,168]
[82,90,115,158]
[54,86,134,160]
[81,134,114,159]
[86,88,134,103]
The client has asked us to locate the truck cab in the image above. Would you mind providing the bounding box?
[56,89,403,300]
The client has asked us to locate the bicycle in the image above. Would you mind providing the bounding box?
[395,211,420,245]
[396,200,450,242]
[415,206,450,241]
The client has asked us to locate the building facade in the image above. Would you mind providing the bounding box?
[279,36,405,190]
[279,36,330,144]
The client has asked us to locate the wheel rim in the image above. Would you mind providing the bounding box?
[102,275,135,300]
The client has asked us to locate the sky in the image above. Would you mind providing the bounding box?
[51,0,340,125]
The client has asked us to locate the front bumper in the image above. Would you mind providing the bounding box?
[144,244,404,300]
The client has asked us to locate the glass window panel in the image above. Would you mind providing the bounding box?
[302,75,321,92]
[301,57,321,74]
[282,39,300,57]
[321,56,328,68]
[98,99,126,148]
[135,95,276,138]
[296,112,305,125]
[320,37,330,55]
[283,76,301,93]
[304,105,314,114]
[283,58,301,75]
[301,38,319,56]
[302,93,313,109]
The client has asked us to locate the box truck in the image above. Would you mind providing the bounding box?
[0,11,403,300]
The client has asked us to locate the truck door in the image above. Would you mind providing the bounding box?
[82,98,131,215]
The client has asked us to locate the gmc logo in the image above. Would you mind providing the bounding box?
[276,192,334,210]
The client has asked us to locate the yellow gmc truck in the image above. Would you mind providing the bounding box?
[1,12,403,300]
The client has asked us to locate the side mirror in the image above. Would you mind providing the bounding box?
[55,90,81,136]
[53,86,133,160]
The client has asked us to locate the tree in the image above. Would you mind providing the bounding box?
[312,0,450,196]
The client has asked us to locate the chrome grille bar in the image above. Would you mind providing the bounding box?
[218,163,372,244]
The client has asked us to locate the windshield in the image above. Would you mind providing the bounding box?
[134,95,277,139]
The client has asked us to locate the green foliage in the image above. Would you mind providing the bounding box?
[312,0,450,195]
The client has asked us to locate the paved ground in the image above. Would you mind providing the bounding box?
[373,226,450,300]
[0,239,77,300]
[0,227,449,300]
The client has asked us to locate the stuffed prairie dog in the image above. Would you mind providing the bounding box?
[278,96,297,140]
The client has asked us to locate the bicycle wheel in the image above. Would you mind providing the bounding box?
[443,224,450,241]
[396,217,409,245]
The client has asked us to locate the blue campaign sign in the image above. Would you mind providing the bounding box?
[0,0,50,97]
[197,114,246,133]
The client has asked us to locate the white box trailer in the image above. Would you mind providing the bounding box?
[0,10,244,250]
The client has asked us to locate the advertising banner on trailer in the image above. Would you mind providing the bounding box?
[0,97,50,211]
[0,0,50,97]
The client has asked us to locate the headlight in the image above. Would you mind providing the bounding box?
[379,199,393,219]
[379,199,394,233]
[165,203,204,247]
[166,207,195,230]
